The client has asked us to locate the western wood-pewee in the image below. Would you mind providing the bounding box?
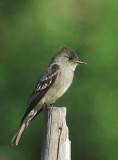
[11,47,86,146]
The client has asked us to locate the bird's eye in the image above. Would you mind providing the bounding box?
[69,57,73,61]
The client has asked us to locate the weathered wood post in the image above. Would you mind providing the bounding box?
[41,107,71,160]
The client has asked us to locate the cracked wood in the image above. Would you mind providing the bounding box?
[41,107,71,160]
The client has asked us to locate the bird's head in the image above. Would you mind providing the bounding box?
[53,47,87,71]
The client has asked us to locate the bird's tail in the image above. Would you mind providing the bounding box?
[11,122,27,146]
[11,107,37,146]
[11,107,44,146]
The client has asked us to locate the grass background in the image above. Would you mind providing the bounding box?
[0,0,118,159]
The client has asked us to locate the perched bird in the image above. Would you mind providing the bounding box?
[11,47,86,146]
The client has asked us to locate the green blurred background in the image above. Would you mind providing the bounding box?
[0,0,118,159]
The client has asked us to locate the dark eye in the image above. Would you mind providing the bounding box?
[69,57,73,61]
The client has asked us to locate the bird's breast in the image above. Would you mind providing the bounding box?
[58,68,74,94]
[41,68,74,105]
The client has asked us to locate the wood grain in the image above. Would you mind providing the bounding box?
[41,107,71,160]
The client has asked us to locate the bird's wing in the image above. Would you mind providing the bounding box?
[21,64,60,122]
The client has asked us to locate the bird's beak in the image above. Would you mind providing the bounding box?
[76,60,87,65]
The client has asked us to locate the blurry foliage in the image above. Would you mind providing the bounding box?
[0,0,118,160]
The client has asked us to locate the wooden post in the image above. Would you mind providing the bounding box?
[41,107,71,160]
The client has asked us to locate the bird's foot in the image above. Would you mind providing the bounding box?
[49,104,55,107]
[42,103,48,111]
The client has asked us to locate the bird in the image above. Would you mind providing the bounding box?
[11,47,87,146]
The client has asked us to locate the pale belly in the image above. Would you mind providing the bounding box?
[40,69,74,105]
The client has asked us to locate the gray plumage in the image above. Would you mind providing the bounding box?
[11,47,86,146]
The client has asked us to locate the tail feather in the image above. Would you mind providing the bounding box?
[11,109,36,146]
[11,123,26,146]
[11,107,44,146]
